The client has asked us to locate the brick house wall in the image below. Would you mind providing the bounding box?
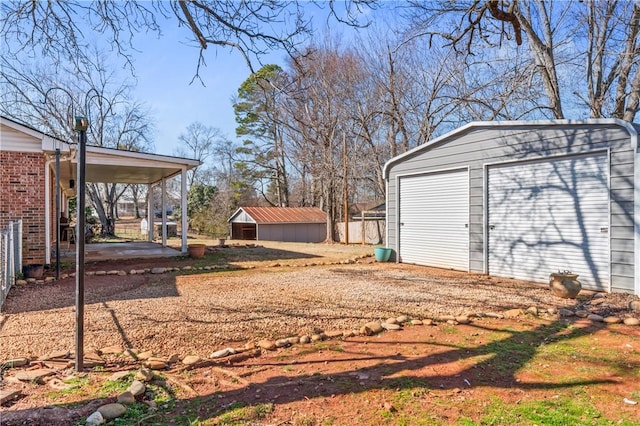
[0,151,46,264]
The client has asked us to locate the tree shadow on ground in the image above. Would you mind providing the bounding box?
[3,316,634,426]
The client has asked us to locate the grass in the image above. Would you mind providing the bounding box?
[459,395,638,426]
[214,402,274,425]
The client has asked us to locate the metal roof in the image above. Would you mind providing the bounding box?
[231,207,327,224]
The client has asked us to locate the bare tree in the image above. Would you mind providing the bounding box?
[174,121,228,186]
[0,49,155,236]
[1,1,376,75]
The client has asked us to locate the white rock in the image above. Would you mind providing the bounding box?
[97,403,126,420]
[210,348,235,358]
[85,411,105,425]
[127,380,146,397]
[151,267,165,274]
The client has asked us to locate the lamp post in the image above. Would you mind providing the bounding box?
[73,115,89,372]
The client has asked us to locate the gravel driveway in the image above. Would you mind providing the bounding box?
[1,262,636,361]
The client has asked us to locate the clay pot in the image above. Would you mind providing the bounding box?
[549,273,582,299]
[187,244,206,259]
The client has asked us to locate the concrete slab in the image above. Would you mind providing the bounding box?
[60,242,183,262]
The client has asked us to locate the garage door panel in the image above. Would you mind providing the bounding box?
[399,170,469,270]
[488,153,609,290]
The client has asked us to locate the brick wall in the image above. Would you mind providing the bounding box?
[0,151,46,264]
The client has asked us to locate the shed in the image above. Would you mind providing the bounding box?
[384,120,639,296]
[228,207,327,243]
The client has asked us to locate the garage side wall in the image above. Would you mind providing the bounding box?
[258,223,326,243]
[386,123,635,293]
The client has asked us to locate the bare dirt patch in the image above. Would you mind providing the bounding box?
[1,242,639,425]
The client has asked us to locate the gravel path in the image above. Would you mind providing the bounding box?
[1,263,637,361]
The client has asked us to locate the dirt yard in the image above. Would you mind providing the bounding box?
[1,241,639,425]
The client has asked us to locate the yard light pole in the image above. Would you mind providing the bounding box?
[73,116,89,372]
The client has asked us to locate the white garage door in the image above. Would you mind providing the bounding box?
[488,153,609,290]
[399,169,469,270]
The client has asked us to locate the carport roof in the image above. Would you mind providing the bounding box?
[230,207,327,224]
[1,116,199,191]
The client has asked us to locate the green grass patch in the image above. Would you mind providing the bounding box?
[214,402,274,425]
[461,395,636,426]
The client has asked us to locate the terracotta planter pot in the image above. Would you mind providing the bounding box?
[549,273,582,299]
[187,244,206,259]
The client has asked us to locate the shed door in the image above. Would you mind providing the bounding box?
[488,153,609,290]
[399,170,469,270]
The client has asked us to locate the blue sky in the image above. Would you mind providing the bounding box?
[131,25,286,156]
[127,3,371,157]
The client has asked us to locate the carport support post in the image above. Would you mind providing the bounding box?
[55,149,60,279]
[161,177,167,247]
[74,119,88,372]
[181,167,187,253]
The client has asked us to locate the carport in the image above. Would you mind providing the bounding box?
[42,136,200,264]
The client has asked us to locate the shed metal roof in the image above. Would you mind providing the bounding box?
[230,207,327,224]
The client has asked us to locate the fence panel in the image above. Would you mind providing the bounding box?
[1,220,22,311]
[335,219,385,244]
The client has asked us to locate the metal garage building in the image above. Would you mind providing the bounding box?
[228,206,327,243]
[384,120,639,295]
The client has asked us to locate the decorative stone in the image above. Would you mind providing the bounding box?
[439,315,456,322]
[287,336,300,345]
[0,388,21,405]
[108,371,131,381]
[15,279,28,285]
[15,369,55,383]
[117,270,127,276]
[342,330,356,338]
[603,316,621,324]
[311,333,324,342]
[39,350,70,360]
[145,360,166,370]
[381,322,401,331]
[422,319,434,326]
[95,271,106,276]
[558,309,575,317]
[275,339,290,348]
[590,298,605,306]
[503,309,524,318]
[485,312,504,319]
[299,335,311,344]
[45,277,56,283]
[575,310,589,318]
[258,340,277,351]
[549,272,582,298]
[182,355,201,365]
[137,351,154,360]
[244,342,256,350]
[629,301,640,312]
[385,317,398,325]
[210,348,235,358]
[361,321,384,336]
[623,317,640,326]
[151,267,165,274]
[325,330,344,339]
[396,315,409,324]
[85,411,105,425]
[4,358,29,368]
[588,314,604,322]
[410,319,423,325]
[117,391,136,405]
[547,307,558,315]
[123,349,138,359]
[97,403,127,420]
[134,368,153,382]
[127,380,146,397]
[107,270,120,275]
[455,316,470,324]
